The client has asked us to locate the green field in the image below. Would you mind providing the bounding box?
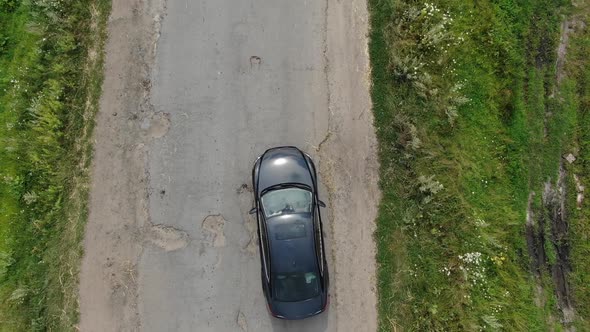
[0,0,109,330]
[369,0,590,330]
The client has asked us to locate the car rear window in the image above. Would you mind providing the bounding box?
[274,222,306,240]
[274,272,320,302]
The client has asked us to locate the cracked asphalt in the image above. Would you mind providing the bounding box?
[79,0,379,331]
[141,1,330,330]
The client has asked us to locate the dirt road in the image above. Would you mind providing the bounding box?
[79,0,379,331]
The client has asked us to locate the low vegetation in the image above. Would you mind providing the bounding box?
[0,0,109,330]
[369,0,590,330]
[567,3,590,327]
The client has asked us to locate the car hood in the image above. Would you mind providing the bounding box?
[258,147,314,193]
[270,294,326,320]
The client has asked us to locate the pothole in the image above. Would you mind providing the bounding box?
[140,112,171,138]
[237,184,257,255]
[237,310,248,331]
[146,224,189,252]
[202,214,226,248]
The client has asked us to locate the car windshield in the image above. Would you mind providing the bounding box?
[261,187,312,218]
[274,272,320,302]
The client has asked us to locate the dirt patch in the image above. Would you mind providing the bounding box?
[555,19,575,86]
[319,0,380,330]
[548,164,575,325]
[527,14,581,329]
[78,0,167,330]
[527,162,575,329]
[547,16,585,136]
[555,17,586,87]
[525,191,548,277]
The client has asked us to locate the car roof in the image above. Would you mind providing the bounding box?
[267,213,318,275]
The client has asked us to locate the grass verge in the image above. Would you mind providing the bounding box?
[566,3,590,330]
[368,0,590,330]
[0,0,110,330]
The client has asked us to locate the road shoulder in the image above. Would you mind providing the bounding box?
[78,0,164,330]
[321,0,380,330]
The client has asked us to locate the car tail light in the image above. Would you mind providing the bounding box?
[267,302,286,319]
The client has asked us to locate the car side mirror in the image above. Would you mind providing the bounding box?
[318,200,326,208]
[249,207,257,215]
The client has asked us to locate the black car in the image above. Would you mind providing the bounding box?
[250,146,329,320]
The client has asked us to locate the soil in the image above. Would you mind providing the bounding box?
[526,162,575,329]
[78,0,166,330]
[526,14,583,330]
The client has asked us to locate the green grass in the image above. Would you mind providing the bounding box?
[369,0,590,330]
[565,4,590,330]
[0,0,110,330]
